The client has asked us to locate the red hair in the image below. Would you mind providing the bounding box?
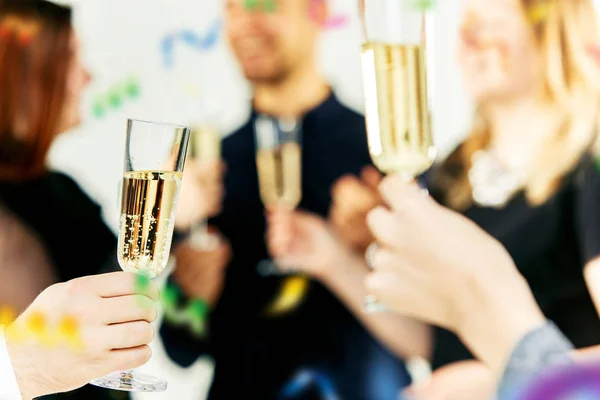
[0,0,73,180]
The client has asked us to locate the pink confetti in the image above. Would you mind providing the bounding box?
[309,0,349,30]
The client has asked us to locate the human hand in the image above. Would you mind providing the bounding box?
[5,272,158,400]
[403,360,496,400]
[175,160,225,231]
[267,209,354,281]
[172,237,231,306]
[364,175,545,373]
[329,166,383,253]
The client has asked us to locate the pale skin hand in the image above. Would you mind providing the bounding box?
[267,209,431,360]
[5,272,159,400]
[175,160,225,231]
[364,176,546,376]
[172,235,231,307]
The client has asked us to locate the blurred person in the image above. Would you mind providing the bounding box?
[318,0,600,396]
[160,0,416,398]
[270,177,599,399]
[0,0,220,398]
[1,272,159,400]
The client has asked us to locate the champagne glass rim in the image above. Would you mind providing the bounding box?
[127,118,188,130]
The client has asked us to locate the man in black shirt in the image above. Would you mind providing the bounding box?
[161,1,412,398]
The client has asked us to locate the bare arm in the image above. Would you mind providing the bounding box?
[320,251,432,360]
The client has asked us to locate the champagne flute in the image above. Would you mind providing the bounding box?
[90,119,190,392]
[254,115,307,316]
[187,125,222,250]
[359,0,436,313]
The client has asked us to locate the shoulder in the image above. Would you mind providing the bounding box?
[47,171,104,214]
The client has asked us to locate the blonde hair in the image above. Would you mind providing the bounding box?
[436,0,600,210]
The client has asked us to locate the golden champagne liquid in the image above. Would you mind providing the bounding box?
[256,142,302,209]
[361,42,435,177]
[189,126,221,161]
[118,171,182,278]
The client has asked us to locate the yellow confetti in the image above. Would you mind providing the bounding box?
[26,312,47,334]
[528,1,549,24]
[0,306,16,327]
[57,316,83,351]
[265,276,310,316]
[26,311,53,347]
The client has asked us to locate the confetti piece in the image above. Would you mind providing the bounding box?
[0,305,16,327]
[92,97,106,118]
[160,20,222,70]
[527,1,549,24]
[265,276,310,316]
[26,311,47,335]
[309,0,349,30]
[57,315,83,351]
[26,311,54,347]
[125,78,140,98]
[263,0,276,13]
[161,284,180,307]
[410,0,437,11]
[108,88,122,108]
[244,0,275,12]
[187,299,209,320]
[135,272,152,292]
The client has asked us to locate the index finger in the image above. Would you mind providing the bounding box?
[81,272,160,302]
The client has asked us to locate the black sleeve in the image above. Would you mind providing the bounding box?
[52,173,118,280]
[575,156,600,264]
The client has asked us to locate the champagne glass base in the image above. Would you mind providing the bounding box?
[90,370,167,392]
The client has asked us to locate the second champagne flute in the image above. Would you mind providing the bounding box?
[359,0,436,312]
[90,119,190,392]
[254,115,308,316]
[187,125,222,250]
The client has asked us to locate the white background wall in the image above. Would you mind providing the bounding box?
[46,1,471,398]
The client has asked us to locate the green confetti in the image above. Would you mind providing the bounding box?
[125,77,140,98]
[410,0,436,11]
[108,88,122,108]
[263,0,276,13]
[92,97,106,118]
[135,273,151,292]
[245,0,257,10]
[161,284,180,307]
[187,299,209,320]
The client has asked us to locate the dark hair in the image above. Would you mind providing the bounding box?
[0,0,73,180]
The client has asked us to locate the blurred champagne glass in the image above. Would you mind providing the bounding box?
[359,0,436,313]
[187,124,222,250]
[254,115,308,316]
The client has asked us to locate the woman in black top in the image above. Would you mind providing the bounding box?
[275,0,600,397]
[0,1,219,398]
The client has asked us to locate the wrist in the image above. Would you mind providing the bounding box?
[5,332,45,400]
[457,272,546,374]
[319,248,364,286]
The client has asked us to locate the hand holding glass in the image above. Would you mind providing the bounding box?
[359,0,436,312]
[90,119,190,392]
